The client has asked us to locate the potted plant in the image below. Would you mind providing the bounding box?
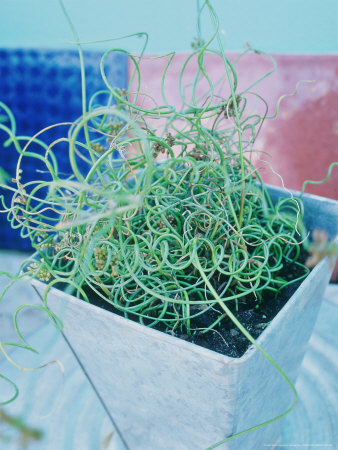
[1,1,337,449]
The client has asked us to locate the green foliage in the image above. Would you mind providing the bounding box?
[0,409,43,449]
[2,0,334,446]
[0,0,310,342]
[0,168,10,185]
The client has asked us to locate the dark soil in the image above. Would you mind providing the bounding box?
[182,279,302,358]
[84,251,309,359]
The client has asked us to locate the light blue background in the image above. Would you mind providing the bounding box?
[0,0,337,54]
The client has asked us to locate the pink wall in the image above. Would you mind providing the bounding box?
[129,53,338,200]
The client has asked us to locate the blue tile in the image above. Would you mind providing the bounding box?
[0,48,127,250]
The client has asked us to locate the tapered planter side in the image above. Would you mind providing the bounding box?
[32,189,338,450]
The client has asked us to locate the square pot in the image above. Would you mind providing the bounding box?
[31,187,337,449]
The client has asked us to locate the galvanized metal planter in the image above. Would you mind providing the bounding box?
[32,188,337,450]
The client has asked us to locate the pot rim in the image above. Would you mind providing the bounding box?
[31,254,328,365]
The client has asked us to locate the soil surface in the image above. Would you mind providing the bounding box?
[182,277,303,358]
[86,252,309,359]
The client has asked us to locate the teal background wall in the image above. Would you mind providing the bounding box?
[1,0,337,54]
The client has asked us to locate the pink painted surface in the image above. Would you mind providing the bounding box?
[128,53,338,200]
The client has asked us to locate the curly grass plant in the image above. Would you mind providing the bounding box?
[1,0,337,446]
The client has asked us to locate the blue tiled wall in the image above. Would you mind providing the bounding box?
[0,49,127,250]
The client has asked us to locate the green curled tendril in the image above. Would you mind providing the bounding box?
[1,0,335,446]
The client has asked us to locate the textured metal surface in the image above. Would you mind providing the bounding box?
[278,284,338,449]
[0,252,337,449]
[0,252,123,450]
[0,325,120,450]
